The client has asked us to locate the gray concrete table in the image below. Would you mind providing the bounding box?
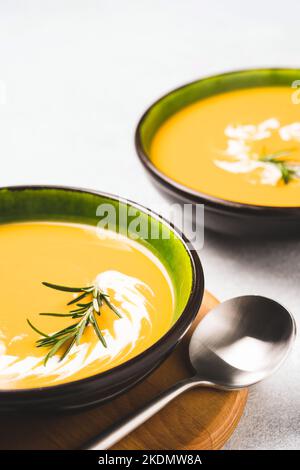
[0,0,299,449]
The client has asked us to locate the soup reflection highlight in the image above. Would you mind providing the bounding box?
[0,222,174,389]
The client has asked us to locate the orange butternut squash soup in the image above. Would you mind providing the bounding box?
[150,87,300,206]
[0,222,174,389]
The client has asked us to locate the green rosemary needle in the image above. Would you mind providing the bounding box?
[27,281,122,365]
[259,148,299,185]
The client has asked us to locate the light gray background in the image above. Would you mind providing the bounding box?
[0,0,299,450]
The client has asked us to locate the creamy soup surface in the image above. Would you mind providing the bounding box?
[150,87,300,206]
[0,222,174,389]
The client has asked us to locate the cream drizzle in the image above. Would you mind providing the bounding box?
[214,118,300,185]
[0,270,154,387]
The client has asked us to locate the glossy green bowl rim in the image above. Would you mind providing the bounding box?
[135,67,300,215]
[0,185,204,395]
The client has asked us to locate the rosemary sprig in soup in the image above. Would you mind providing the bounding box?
[259,148,300,185]
[27,281,122,365]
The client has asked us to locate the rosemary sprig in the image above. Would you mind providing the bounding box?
[259,148,299,184]
[27,282,122,365]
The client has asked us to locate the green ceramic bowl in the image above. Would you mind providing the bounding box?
[135,68,300,237]
[0,185,204,411]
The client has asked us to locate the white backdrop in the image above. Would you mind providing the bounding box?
[0,0,299,449]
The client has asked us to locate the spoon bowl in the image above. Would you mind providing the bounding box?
[189,295,296,389]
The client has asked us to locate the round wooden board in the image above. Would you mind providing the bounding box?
[0,291,248,450]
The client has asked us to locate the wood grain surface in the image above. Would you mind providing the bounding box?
[0,291,248,450]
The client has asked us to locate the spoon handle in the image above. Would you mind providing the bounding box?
[83,377,200,450]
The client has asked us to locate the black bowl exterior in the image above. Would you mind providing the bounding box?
[0,186,204,412]
[145,176,300,238]
[135,68,300,238]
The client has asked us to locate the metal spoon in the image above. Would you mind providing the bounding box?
[84,295,296,450]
